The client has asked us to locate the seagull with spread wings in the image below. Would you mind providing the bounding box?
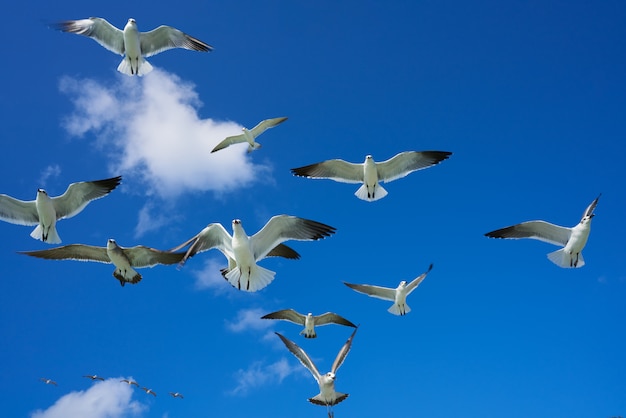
[0,176,121,244]
[484,194,601,268]
[120,379,139,387]
[344,264,433,316]
[276,327,357,417]
[170,215,336,292]
[19,239,186,286]
[291,151,452,201]
[52,17,212,76]
[261,309,356,338]
[83,374,105,381]
[141,387,157,397]
[211,117,287,153]
[39,378,57,386]
[169,392,184,399]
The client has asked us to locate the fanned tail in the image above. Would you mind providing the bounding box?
[247,142,262,153]
[388,303,410,316]
[30,225,61,244]
[547,249,585,268]
[117,57,153,76]
[224,265,275,292]
[308,392,349,406]
[354,184,387,202]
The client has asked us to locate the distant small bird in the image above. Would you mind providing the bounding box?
[344,264,433,316]
[83,374,105,381]
[169,392,184,399]
[169,215,336,292]
[291,151,452,201]
[0,176,121,244]
[211,117,288,153]
[39,378,57,386]
[276,327,358,417]
[120,379,139,386]
[52,17,212,76]
[141,387,157,397]
[19,239,186,286]
[261,309,356,338]
[484,194,600,268]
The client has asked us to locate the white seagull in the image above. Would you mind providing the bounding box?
[120,379,139,387]
[261,309,356,338]
[169,215,336,292]
[53,17,212,76]
[83,374,105,381]
[344,263,433,316]
[39,378,57,386]
[0,176,121,244]
[484,194,601,268]
[169,392,184,399]
[276,327,357,417]
[141,387,157,397]
[291,151,452,201]
[211,117,288,153]
[19,239,186,286]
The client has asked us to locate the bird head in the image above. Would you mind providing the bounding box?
[37,189,48,195]
[107,239,118,248]
[325,372,336,381]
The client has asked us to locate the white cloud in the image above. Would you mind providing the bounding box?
[31,378,146,418]
[192,257,230,293]
[39,165,61,186]
[59,70,270,200]
[134,202,179,238]
[225,308,274,333]
[228,358,299,396]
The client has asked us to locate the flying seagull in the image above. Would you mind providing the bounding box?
[291,151,452,201]
[0,176,121,244]
[39,378,57,386]
[120,379,139,386]
[141,387,157,397]
[344,263,433,316]
[276,327,358,417]
[52,17,212,76]
[484,194,601,268]
[211,117,288,153]
[261,309,356,338]
[169,392,184,399]
[169,215,336,292]
[83,374,105,381]
[19,239,186,286]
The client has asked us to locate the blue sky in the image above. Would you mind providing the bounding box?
[1,0,625,417]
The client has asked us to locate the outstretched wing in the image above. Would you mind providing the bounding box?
[19,244,110,263]
[249,117,288,137]
[275,332,321,382]
[251,215,335,261]
[314,312,357,328]
[291,159,364,184]
[485,220,571,247]
[405,263,433,295]
[376,151,452,183]
[169,223,233,266]
[261,309,306,325]
[124,246,186,268]
[53,176,122,219]
[331,327,358,374]
[211,133,246,153]
[344,282,396,301]
[0,194,38,225]
[581,194,601,220]
[140,25,212,56]
[53,17,125,55]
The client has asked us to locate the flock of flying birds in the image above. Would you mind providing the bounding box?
[38,375,184,399]
[1,16,601,417]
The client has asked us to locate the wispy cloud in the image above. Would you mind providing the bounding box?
[191,257,230,293]
[228,358,299,396]
[31,378,146,418]
[38,165,61,186]
[225,308,274,333]
[59,69,270,201]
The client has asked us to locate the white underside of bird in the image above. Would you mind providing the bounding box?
[211,117,288,153]
[261,309,356,338]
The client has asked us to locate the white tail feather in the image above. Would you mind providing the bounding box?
[247,142,262,153]
[117,57,153,76]
[30,225,61,244]
[225,265,275,292]
[388,303,410,316]
[354,183,388,202]
[547,249,585,268]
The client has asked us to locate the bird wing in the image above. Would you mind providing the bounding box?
[484,220,571,246]
[266,243,300,259]
[249,117,288,137]
[210,133,246,153]
[0,194,39,225]
[405,263,433,295]
[376,151,452,183]
[261,309,306,325]
[344,282,396,301]
[53,17,125,55]
[314,312,357,328]
[169,223,233,265]
[275,332,321,382]
[53,176,122,219]
[581,194,601,219]
[123,246,186,268]
[140,25,212,56]
[250,215,336,260]
[290,159,364,183]
[19,244,110,263]
[331,327,358,374]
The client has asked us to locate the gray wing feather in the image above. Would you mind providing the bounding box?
[0,194,39,225]
[275,332,321,382]
[251,215,335,261]
[266,243,300,259]
[124,246,185,267]
[582,194,601,219]
[19,244,110,263]
[314,312,357,328]
[344,282,396,301]
[140,26,212,57]
[405,263,433,294]
[211,134,245,153]
[169,223,233,266]
[485,220,571,246]
[376,151,452,183]
[291,159,364,184]
[53,176,122,219]
[331,327,358,374]
[249,117,288,137]
[261,309,306,325]
[54,18,125,55]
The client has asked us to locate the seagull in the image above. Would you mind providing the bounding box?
[169,215,336,292]
[52,17,212,76]
[0,176,121,244]
[141,387,157,397]
[276,327,357,417]
[211,117,288,153]
[484,194,601,268]
[39,378,57,386]
[291,151,452,201]
[120,379,139,387]
[261,309,356,338]
[169,392,184,399]
[19,239,186,286]
[83,374,105,381]
[344,263,433,316]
